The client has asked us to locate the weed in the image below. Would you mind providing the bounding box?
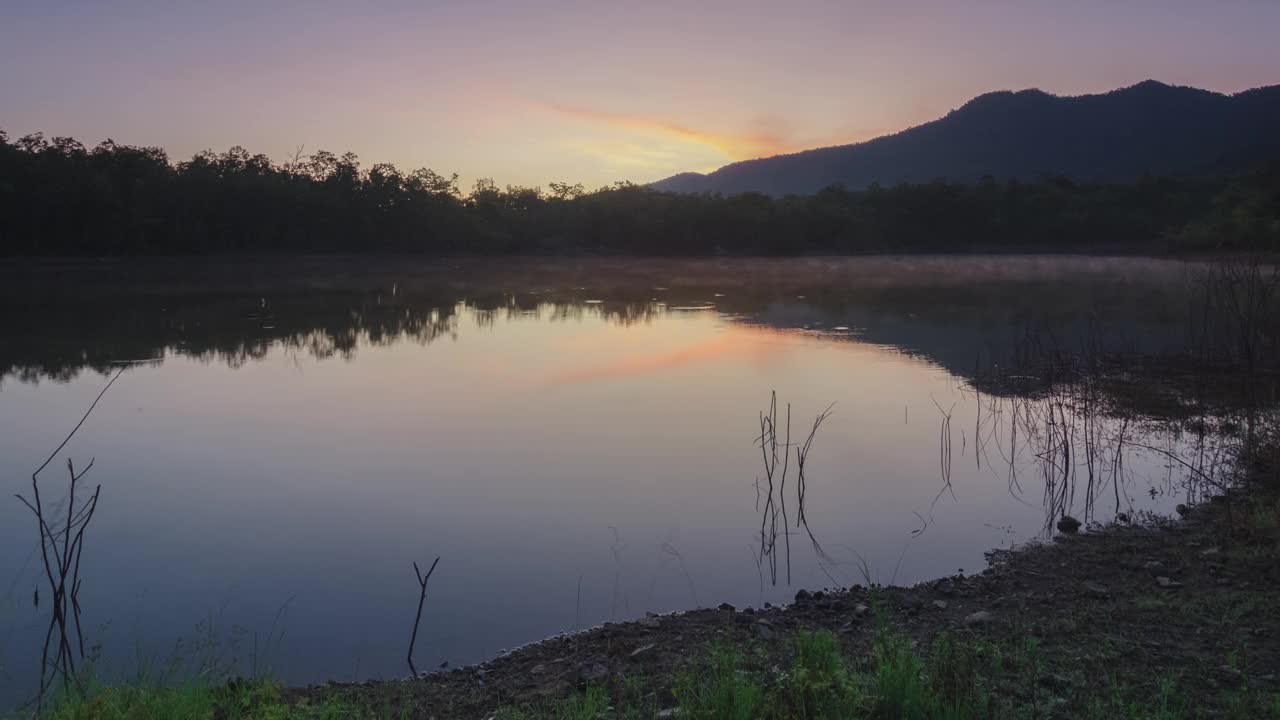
[673,644,763,720]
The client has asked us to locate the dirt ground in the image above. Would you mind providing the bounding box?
[294,476,1280,719]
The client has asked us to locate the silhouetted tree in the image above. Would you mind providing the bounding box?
[1,129,1277,257]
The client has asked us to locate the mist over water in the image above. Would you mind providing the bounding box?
[0,257,1206,700]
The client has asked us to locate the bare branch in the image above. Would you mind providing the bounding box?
[407,556,441,677]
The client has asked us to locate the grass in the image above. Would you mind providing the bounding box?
[24,630,1280,720]
[25,621,1280,720]
[1244,493,1280,541]
[498,620,992,720]
[26,624,979,720]
[494,687,614,720]
[491,622,1280,720]
[32,678,391,720]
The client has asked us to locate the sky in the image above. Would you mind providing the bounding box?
[2,0,1278,190]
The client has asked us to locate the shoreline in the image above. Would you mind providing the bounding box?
[290,475,1280,719]
[0,253,1198,303]
[11,253,1278,718]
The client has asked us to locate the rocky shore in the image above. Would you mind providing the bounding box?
[293,476,1280,719]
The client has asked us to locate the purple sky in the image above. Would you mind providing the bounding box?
[2,0,1277,188]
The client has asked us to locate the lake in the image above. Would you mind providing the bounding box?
[0,256,1210,701]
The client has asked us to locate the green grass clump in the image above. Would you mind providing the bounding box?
[786,630,861,718]
[868,629,986,720]
[37,624,1270,720]
[666,627,983,720]
[495,686,612,720]
[38,678,368,720]
[673,644,765,720]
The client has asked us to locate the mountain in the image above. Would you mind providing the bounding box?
[650,81,1280,195]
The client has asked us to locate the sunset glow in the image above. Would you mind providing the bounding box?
[2,1,1277,189]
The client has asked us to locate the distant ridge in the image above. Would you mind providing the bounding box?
[650,81,1280,195]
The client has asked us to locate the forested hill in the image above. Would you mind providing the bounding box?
[1,126,1278,256]
[651,81,1280,196]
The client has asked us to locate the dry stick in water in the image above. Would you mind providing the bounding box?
[608,527,625,620]
[1112,419,1129,516]
[574,574,583,634]
[15,367,122,708]
[757,394,780,585]
[407,556,441,677]
[930,397,956,511]
[755,392,834,587]
[794,404,835,564]
[779,402,792,587]
[661,541,699,608]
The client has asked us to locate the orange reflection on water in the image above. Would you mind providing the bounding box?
[543,323,791,385]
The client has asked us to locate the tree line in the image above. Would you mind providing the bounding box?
[1,130,1276,256]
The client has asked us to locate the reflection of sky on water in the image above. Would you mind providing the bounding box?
[0,282,1196,702]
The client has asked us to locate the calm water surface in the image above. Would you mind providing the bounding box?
[0,256,1204,699]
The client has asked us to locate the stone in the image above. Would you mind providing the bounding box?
[853,603,871,617]
[1084,582,1110,598]
[794,589,812,603]
[717,602,735,612]
[530,664,546,675]
[963,611,993,628]
[753,622,775,640]
[1156,576,1184,589]
[1056,515,1083,534]
[1142,560,1165,575]
[579,663,609,683]
[630,643,655,658]
[1040,673,1073,691]
[1199,547,1220,558]
[932,600,949,610]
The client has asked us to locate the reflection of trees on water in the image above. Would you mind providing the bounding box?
[0,294,672,386]
[959,387,1231,535]
[0,267,1196,388]
[745,324,1274,587]
[757,378,1262,589]
[2,294,451,385]
[7,260,1274,597]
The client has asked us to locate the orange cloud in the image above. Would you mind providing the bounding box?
[546,104,802,160]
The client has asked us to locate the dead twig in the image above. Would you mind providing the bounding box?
[407,556,440,678]
[15,367,122,709]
